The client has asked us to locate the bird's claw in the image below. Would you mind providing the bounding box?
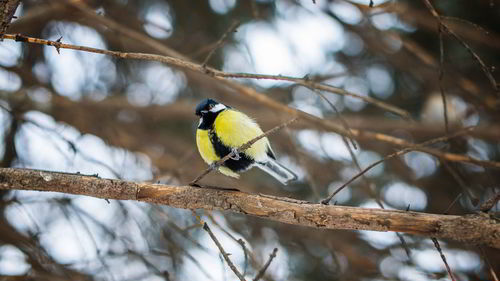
[230,148,241,160]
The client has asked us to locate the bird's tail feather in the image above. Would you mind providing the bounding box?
[256,159,297,185]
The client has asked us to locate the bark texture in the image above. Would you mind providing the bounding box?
[1,168,498,249]
[0,0,20,36]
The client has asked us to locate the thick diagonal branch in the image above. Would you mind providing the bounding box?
[0,168,498,249]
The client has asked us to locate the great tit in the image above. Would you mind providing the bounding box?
[195,98,297,185]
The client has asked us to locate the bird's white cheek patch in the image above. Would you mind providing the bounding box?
[210,103,226,113]
[198,117,203,126]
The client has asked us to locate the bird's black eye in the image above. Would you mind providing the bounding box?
[208,104,214,110]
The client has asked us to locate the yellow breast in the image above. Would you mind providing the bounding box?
[196,128,240,178]
[214,109,270,161]
[196,129,219,164]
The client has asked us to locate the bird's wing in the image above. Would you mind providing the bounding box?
[214,109,271,162]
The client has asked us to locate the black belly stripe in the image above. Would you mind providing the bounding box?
[209,130,254,172]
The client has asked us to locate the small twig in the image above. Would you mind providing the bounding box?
[0,102,12,114]
[479,192,500,212]
[203,223,247,281]
[238,239,249,276]
[480,246,499,281]
[189,117,298,185]
[441,161,478,206]
[219,72,412,120]
[253,248,278,281]
[431,238,456,281]
[202,20,240,67]
[422,0,499,96]
[437,24,449,133]
[321,127,475,204]
[443,193,462,215]
[317,86,411,257]
[312,88,357,149]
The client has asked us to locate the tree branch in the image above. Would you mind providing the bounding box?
[0,0,20,37]
[1,168,499,249]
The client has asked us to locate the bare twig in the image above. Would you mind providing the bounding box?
[313,89,357,149]
[253,248,278,281]
[441,160,478,205]
[422,0,499,96]
[321,127,475,204]
[314,85,411,256]
[480,192,500,212]
[431,238,456,281]
[480,246,499,281]
[202,20,240,67]
[203,222,247,281]
[189,117,297,185]
[0,0,20,38]
[2,33,410,119]
[206,214,261,276]
[438,24,449,133]
[217,72,412,119]
[443,193,462,215]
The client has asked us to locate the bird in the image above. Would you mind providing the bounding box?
[195,98,297,185]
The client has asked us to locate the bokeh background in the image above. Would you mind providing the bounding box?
[1,0,499,280]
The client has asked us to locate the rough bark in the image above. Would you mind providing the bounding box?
[0,168,498,249]
[0,0,20,36]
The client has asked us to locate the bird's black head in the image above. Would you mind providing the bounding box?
[195,99,228,129]
[195,98,218,116]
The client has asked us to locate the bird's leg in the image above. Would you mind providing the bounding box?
[230,148,241,160]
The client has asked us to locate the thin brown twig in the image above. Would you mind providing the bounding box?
[217,72,412,119]
[441,16,490,35]
[441,160,478,205]
[206,213,260,276]
[422,0,499,96]
[2,32,406,118]
[443,193,462,215]
[321,127,475,204]
[438,23,449,133]
[202,20,240,67]
[337,128,412,258]
[431,238,456,281]
[479,192,500,212]
[480,246,499,281]
[189,117,298,185]
[253,248,278,281]
[312,89,357,149]
[203,222,247,281]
